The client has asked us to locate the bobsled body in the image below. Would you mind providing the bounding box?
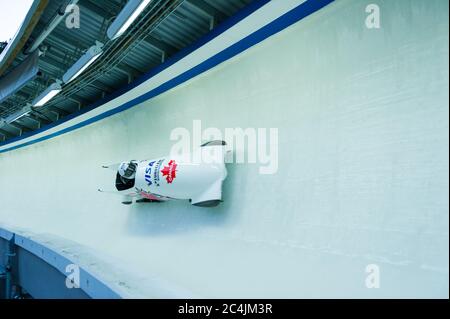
[100,141,228,207]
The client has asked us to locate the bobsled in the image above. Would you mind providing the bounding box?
[99,141,229,207]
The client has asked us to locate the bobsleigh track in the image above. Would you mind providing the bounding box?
[0,0,448,298]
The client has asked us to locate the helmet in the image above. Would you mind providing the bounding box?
[118,161,137,179]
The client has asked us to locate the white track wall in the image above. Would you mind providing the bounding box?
[0,0,448,298]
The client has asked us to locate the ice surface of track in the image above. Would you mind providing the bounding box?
[0,0,448,297]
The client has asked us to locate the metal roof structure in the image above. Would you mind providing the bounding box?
[0,0,253,142]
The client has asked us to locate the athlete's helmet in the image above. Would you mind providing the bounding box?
[118,161,137,179]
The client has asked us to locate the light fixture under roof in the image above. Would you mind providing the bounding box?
[62,42,104,83]
[6,105,32,123]
[107,0,153,40]
[33,82,62,107]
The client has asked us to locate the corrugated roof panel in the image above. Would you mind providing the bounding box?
[0,0,256,141]
[122,42,162,72]
[204,0,250,17]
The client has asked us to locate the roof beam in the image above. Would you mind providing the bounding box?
[3,123,23,135]
[32,108,57,123]
[66,94,95,110]
[12,91,32,102]
[80,0,115,19]
[0,128,17,138]
[47,29,91,53]
[8,121,32,133]
[115,63,143,83]
[90,80,115,94]
[27,112,48,126]
[47,105,70,117]
[0,101,12,111]
[15,118,37,130]
[186,0,227,24]
[83,0,122,19]
[24,115,41,128]
[40,52,73,71]
[144,35,178,56]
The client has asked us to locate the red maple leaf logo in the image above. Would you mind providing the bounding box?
[160,160,177,183]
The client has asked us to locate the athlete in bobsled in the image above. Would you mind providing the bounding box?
[99,140,229,207]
